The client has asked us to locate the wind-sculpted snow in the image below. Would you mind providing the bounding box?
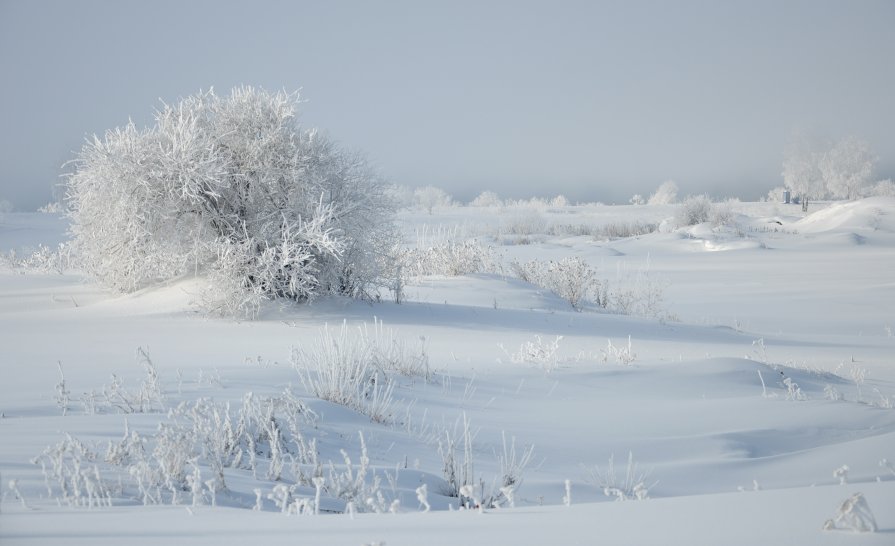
[1,200,894,545]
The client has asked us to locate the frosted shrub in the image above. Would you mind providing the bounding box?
[469,191,502,207]
[868,179,895,197]
[15,243,78,274]
[66,87,396,316]
[414,185,453,213]
[101,348,166,414]
[323,432,390,513]
[675,194,715,227]
[397,239,499,278]
[32,434,112,508]
[512,257,604,311]
[710,199,737,227]
[823,492,877,533]
[596,221,658,240]
[648,180,678,205]
[783,376,807,401]
[549,195,569,208]
[36,386,319,509]
[503,335,563,372]
[497,207,548,240]
[546,221,658,239]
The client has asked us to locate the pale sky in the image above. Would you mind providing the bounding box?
[1,0,893,209]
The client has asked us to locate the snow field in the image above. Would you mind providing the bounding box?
[1,197,894,544]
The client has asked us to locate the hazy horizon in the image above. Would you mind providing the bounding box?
[1,0,893,210]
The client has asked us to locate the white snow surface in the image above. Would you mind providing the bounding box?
[1,199,894,544]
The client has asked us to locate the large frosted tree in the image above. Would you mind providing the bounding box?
[782,136,825,209]
[66,87,396,316]
[819,136,876,200]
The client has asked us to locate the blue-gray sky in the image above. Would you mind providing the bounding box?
[1,0,893,209]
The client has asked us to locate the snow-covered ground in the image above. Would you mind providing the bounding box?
[1,198,894,544]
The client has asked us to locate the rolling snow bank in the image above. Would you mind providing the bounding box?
[1,200,894,545]
[793,196,895,235]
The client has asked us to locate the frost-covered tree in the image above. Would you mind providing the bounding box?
[765,186,786,202]
[549,194,569,207]
[819,136,876,200]
[413,185,452,214]
[868,179,895,197]
[469,190,502,207]
[66,87,396,315]
[782,136,825,210]
[647,180,678,205]
[675,194,714,227]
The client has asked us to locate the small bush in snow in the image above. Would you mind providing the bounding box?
[867,179,895,197]
[546,220,657,240]
[469,191,502,207]
[35,386,320,508]
[414,185,453,213]
[502,335,563,371]
[648,180,678,205]
[512,257,604,311]
[823,492,877,533]
[497,207,549,241]
[396,239,499,278]
[549,195,570,208]
[675,194,715,227]
[5,243,78,274]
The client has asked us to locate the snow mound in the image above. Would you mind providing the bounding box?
[400,273,575,312]
[794,197,895,234]
[91,276,204,316]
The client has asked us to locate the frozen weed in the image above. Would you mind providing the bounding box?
[600,336,636,366]
[585,452,655,501]
[292,322,399,423]
[501,335,563,372]
[436,413,476,498]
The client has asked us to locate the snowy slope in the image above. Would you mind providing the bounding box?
[1,200,894,544]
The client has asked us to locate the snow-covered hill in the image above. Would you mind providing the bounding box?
[1,199,893,544]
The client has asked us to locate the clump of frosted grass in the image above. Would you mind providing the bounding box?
[601,336,636,366]
[292,320,429,423]
[503,335,563,372]
[585,452,654,501]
